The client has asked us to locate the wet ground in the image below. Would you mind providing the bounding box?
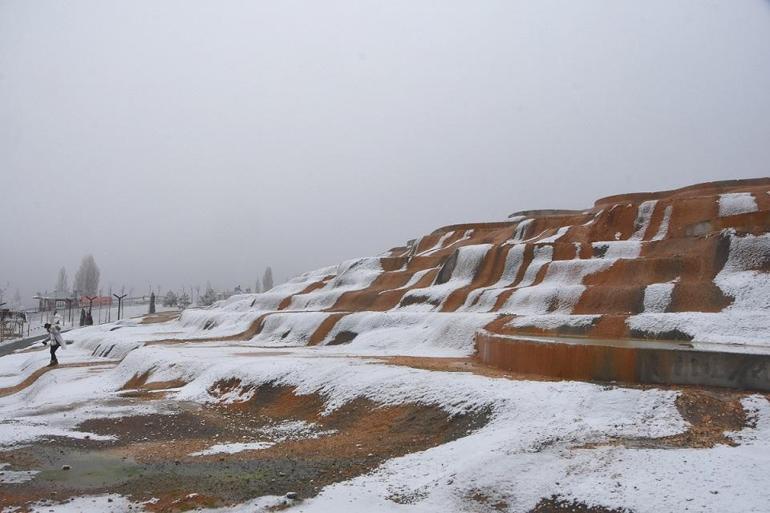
[0,380,488,512]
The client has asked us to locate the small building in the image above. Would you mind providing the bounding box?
[34,295,77,313]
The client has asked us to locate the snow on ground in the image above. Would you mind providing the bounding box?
[319,311,496,355]
[1,316,770,512]
[0,463,38,484]
[190,441,274,456]
[3,303,176,345]
[21,494,136,513]
[3,219,770,511]
[190,421,336,456]
[257,420,336,441]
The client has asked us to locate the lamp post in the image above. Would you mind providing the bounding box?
[113,294,127,320]
[85,296,97,325]
[0,302,5,342]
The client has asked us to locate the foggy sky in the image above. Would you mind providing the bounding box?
[2,0,769,305]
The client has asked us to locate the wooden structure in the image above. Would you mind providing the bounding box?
[33,296,77,325]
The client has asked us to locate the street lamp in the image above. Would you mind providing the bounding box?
[85,296,97,325]
[113,294,128,320]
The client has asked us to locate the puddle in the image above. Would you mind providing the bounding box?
[35,450,142,489]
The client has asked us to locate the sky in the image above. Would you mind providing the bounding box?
[1,0,769,305]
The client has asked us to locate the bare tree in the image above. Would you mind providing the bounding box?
[54,267,69,297]
[199,282,218,306]
[178,292,191,309]
[74,255,100,296]
[263,266,274,291]
[163,290,178,307]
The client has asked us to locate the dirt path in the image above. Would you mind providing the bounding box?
[139,311,181,325]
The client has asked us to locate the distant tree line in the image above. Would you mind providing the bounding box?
[51,254,101,298]
[43,260,276,312]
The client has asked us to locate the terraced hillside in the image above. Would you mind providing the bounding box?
[170,178,769,356]
[4,179,770,513]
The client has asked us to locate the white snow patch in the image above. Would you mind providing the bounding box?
[515,245,553,289]
[630,200,657,240]
[630,232,770,345]
[506,314,599,331]
[462,244,526,312]
[400,244,491,310]
[418,231,455,256]
[0,463,38,483]
[289,257,383,310]
[258,420,336,441]
[392,268,434,291]
[500,252,612,315]
[537,226,570,244]
[651,205,673,241]
[642,281,676,313]
[715,232,770,311]
[191,441,274,456]
[719,192,758,217]
[582,209,603,226]
[592,240,642,260]
[508,218,533,242]
[23,494,136,512]
[322,311,496,356]
[251,312,335,346]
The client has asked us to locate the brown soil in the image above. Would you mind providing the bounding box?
[1,382,489,512]
[465,489,510,511]
[307,313,346,345]
[578,388,748,450]
[530,496,631,513]
[629,388,747,448]
[140,311,181,325]
[117,370,188,399]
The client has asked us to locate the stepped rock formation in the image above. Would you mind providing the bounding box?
[184,178,770,355]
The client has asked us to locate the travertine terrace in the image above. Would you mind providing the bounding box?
[170,178,770,353]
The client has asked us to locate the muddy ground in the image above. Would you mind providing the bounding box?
[0,363,758,513]
[0,380,488,512]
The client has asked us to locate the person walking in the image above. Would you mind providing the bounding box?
[43,322,64,366]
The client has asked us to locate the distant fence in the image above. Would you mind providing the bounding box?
[0,297,155,342]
